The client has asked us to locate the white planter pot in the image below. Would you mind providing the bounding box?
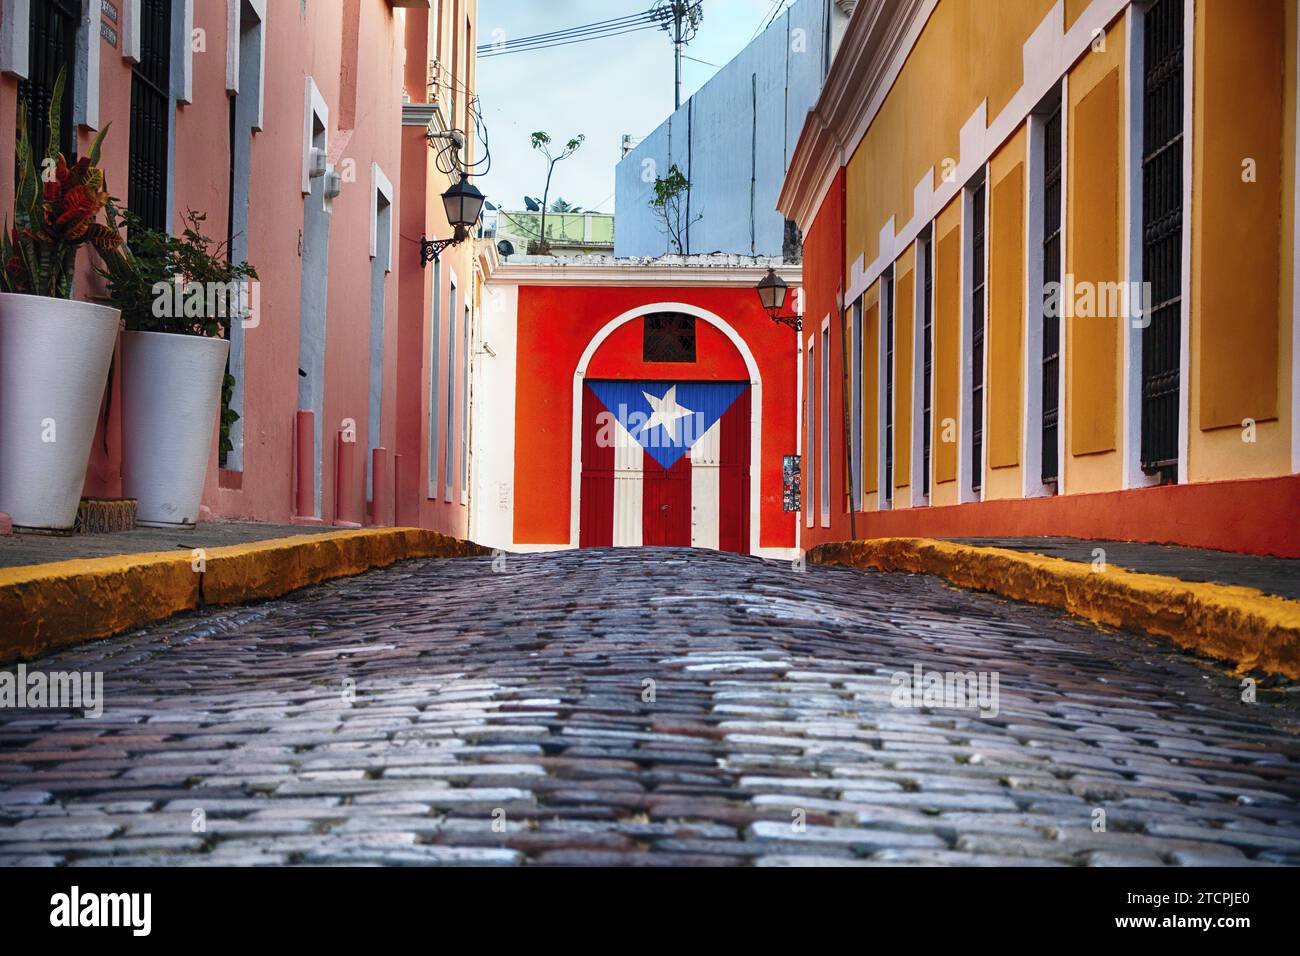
[122,331,230,529]
[0,293,120,530]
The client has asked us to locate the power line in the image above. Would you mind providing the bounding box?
[478,11,653,52]
[479,22,662,58]
[749,0,784,41]
[478,11,661,57]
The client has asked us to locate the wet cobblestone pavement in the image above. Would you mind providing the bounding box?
[2,548,1299,867]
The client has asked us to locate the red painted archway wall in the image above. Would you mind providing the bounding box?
[512,285,797,552]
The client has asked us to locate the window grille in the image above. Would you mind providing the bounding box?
[128,0,173,233]
[1041,101,1063,484]
[643,313,697,363]
[1140,0,1184,477]
[970,179,987,494]
[16,0,78,163]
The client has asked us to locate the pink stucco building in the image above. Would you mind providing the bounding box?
[1,0,482,539]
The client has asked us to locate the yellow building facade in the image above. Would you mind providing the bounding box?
[781,0,1299,557]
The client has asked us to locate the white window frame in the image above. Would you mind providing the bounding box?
[371,163,394,271]
[1121,4,1167,491]
[806,334,815,529]
[912,230,932,507]
[1024,84,1065,499]
[173,0,194,105]
[1177,0,1194,486]
[427,260,443,499]
[445,271,459,503]
[302,76,329,197]
[879,266,895,510]
[2,0,101,130]
[850,298,863,512]
[820,317,831,528]
[461,295,470,506]
[226,0,266,130]
[223,0,268,474]
[959,169,990,503]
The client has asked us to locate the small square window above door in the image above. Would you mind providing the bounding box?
[643,313,697,363]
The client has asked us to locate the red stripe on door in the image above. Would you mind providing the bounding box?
[718,387,750,554]
[642,451,692,546]
[579,385,614,547]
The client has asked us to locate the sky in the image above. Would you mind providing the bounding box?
[474,0,795,215]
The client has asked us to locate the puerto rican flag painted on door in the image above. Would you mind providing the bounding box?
[580,380,751,552]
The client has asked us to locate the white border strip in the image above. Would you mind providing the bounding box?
[371,162,394,269]
[1,0,30,79]
[1176,0,1194,485]
[122,0,141,63]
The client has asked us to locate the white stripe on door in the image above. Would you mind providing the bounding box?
[690,420,721,550]
[612,420,643,547]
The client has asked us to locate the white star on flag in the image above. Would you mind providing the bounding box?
[641,385,694,445]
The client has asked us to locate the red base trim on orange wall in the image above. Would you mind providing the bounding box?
[825,475,1300,558]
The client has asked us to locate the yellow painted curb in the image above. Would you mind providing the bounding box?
[0,552,199,661]
[808,537,1300,680]
[0,528,490,663]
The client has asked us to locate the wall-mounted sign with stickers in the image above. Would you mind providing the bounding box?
[782,455,801,513]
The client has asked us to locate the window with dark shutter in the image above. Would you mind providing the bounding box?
[883,268,895,504]
[16,0,78,164]
[921,231,933,499]
[1140,0,1184,478]
[128,0,173,233]
[1041,99,1063,485]
[643,313,697,363]
[969,176,987,495]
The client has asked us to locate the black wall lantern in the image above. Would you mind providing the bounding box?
[756,267,802,331]
[421,177,487,266]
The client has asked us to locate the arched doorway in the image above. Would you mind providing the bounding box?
[569,303,763,553]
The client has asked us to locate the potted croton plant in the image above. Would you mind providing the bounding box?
[0,73,122,530]
[98,208,257,528]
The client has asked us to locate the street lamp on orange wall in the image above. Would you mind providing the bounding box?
[755,268,802,331]
[421,177,487,266]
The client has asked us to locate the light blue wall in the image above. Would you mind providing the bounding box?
[615,0,843,258]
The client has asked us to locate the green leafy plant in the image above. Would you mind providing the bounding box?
[1,70,120,299]
[97,207,258,337]
[219,369,239,464]
[97,208,257,464]
[649,163,701,255]
[528,131,585,254]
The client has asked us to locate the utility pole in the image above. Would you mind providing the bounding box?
[674,7,682,110]
[653,0,703,111]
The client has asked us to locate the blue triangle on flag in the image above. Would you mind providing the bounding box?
[587,380,748,470]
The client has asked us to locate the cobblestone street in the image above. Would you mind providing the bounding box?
[3,548,1300,867]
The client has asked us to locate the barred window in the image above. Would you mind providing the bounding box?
[16,0,78,163]
[969,176,987,495]
[1140,0,1184,477]
[128,0,173,233]
[643,313,697,363]
[1041,99,1063,485]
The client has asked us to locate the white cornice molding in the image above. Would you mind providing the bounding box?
[401,101,447,132]
[490,260,803,288]
[778,0,936,234]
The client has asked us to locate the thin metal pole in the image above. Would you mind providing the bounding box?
[674,3,683,110]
